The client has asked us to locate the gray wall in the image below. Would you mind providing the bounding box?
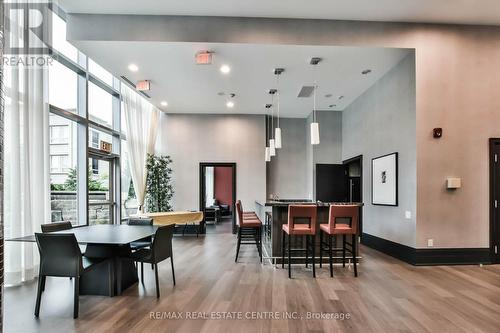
[156,113,266,212]
[268,112,342,201]
[305,111,343,199]
[343,54,416,247]
[311,111,343,200]
[267,118,308,199]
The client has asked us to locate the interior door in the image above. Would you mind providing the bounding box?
[316,164,348,202]
[491,139,500,262]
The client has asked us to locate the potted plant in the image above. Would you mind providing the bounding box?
[145,154,174,212]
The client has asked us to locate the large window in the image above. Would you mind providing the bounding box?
[48,60,78,112]
[51,11,79,62]
[49,113,79,224]
[89,59,114,86]
[89,82,113,128]
[88,127,114,152]
[48,9,122,226]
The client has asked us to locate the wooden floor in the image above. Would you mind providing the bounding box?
[5,227,500,333]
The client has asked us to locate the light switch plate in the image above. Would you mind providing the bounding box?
[405,211,412,219]
[446,177,461,189]
[427,239,434,247]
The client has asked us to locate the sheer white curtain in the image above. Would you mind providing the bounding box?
[205,167,215,207]
[4,58,50,284]
[121,85,160,213]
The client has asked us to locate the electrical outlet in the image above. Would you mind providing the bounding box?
[405,211,412,219]
[427,239,434,247]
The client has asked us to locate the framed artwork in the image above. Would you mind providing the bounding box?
[372,152,398,206]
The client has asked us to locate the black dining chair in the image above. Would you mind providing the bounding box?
[41,221,86,274]
[129,224,175,298]
[41,221,72,233]
[34,233,108,318]
[127,217,154,250]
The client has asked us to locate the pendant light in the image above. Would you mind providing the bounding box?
[310,58,321,145]
[269,89,277,156]
[265,103,272,162]
[274,68,284,149]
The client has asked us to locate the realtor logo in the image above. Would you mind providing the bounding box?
[3,0,53,63]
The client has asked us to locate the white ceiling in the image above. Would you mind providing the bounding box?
[74,41,410,117]
[59,0,500,26]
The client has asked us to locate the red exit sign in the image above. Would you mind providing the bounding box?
[195,51,213,65]
[136,80,151,91]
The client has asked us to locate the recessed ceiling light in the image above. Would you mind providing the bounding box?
[220,65,231,74]
[226,101,234,108]
[160,101,168,107]
[338,95,344,100]
[329,104,336,108]
[362,69,372,75]
[325,94,333,98]
[128,63,139,72]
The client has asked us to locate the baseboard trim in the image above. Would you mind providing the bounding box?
[414,248,491,265]
[361,233,416,263]
[361,233,491,266]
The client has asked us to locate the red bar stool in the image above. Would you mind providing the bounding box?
[282,205,317,278]
[237,200,258,219]
[319,205,359,277]
[235,200,262,262]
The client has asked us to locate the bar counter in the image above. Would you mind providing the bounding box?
[256,201,363,264]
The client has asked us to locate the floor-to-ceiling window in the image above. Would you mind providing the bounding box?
[48,7,123,225]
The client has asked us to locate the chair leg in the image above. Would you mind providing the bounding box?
[342,234,346,267]
[34,275,44,317]
[254,227,259,255]
[235,227,242,262]
[73,276,79,319]
[288,233,292,279]
[141,262,144,284]
[281,229,285,269]
[319,231,323,268]
[352,234,358,277]
[171,256,176,286]
[311,235,316,278]
[259,227,263,263]
[329,235,333,278]
[40,275,46,292]
[154,264,160,298]
[305,235,309,268]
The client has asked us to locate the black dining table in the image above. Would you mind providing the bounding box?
[7,224,157,297]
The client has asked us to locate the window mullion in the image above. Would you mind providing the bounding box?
[77,57,88,226]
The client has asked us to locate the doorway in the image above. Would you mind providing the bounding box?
[490,139,500,263]
[88,153,117,225]
[199,162,237,234]
[343,155,363,236]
